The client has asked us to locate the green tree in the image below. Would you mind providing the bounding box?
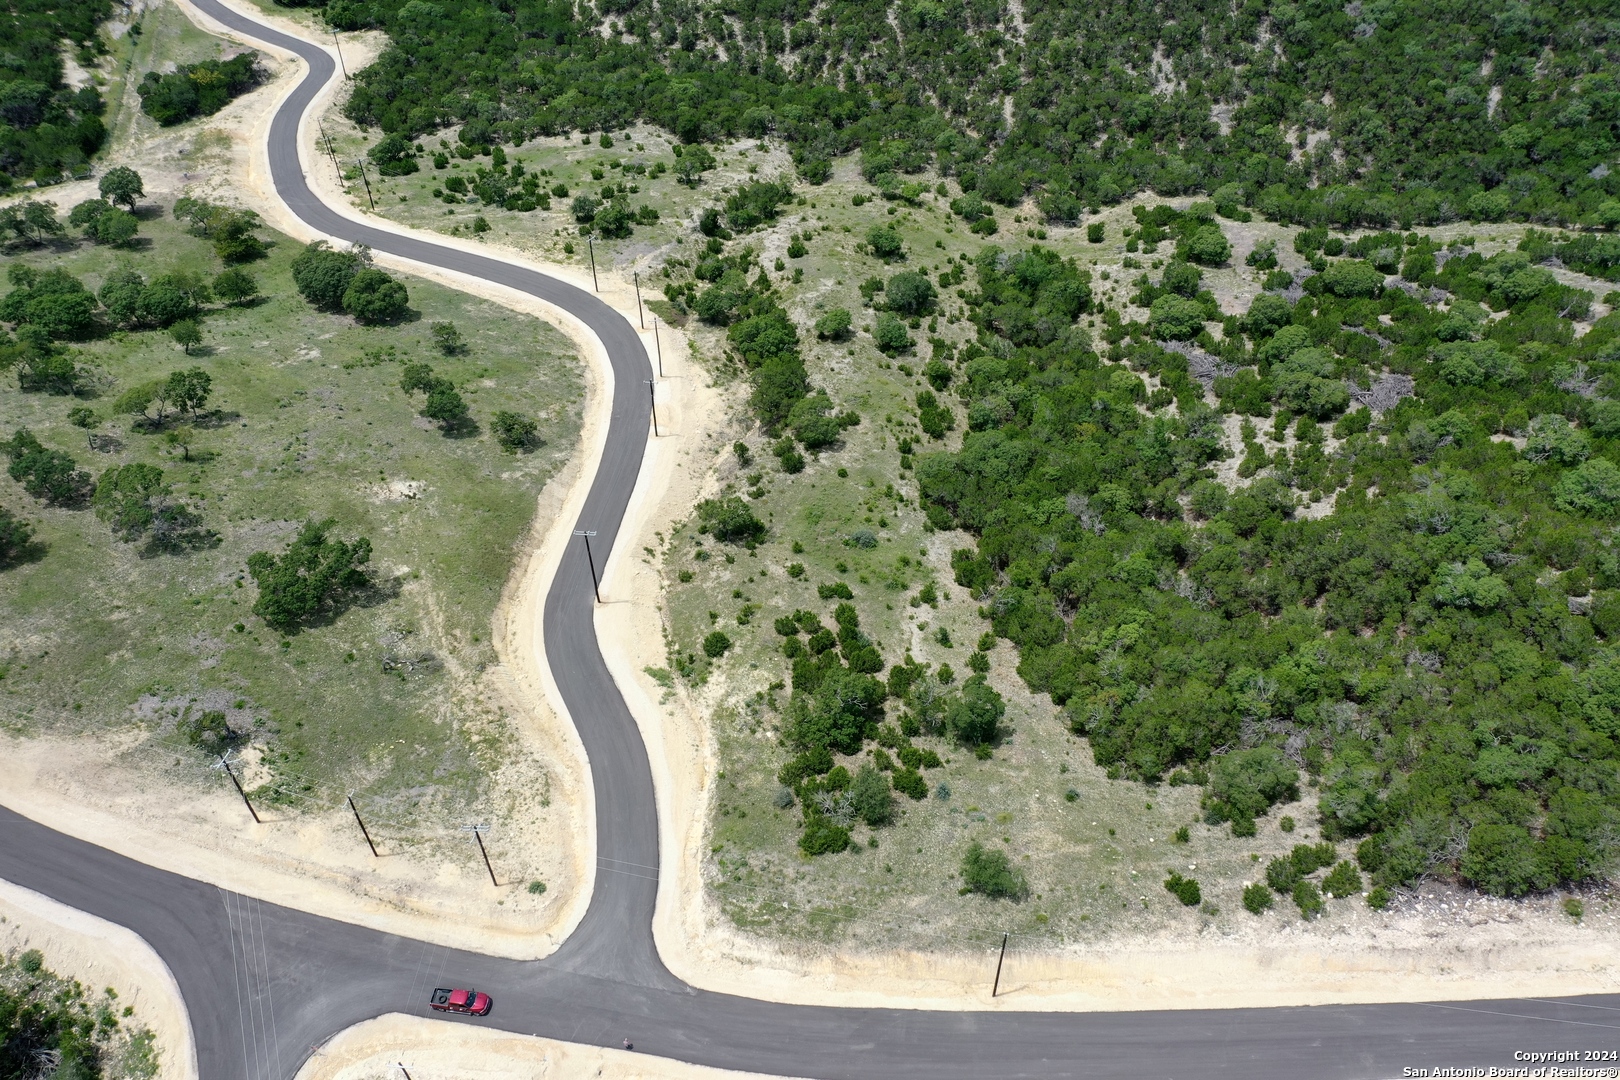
[814,307,852,340]
[342,268,410,323]
[430,320,464,354]
[0,200,65,245]
[169,318,202,354]
[0,504,35,567]
[3,429,91,505]
[166,367,212,417]
[873,312,911,354]
[421,383,468,428]
[960,842,1028,899]
[213,267,260,305]
[1208,747,1299,824]
[885,270,936,315]
[247,519,372,631]
[1556,458,1620,518]
[92,462,167,539]
[1460,824,1553,898]
[1318,260,1385,298]
[945,675,1004,746]
[697,496,765,543]
[867,225,905,260]
[290,241,362,310]
[98,165,144,210]
[491,410,539,451]
[1149,294,1206,340]
[1184,225,1230,265]
[703,630,733,658]
[848,763,894,826]
[1432,558,1509,609]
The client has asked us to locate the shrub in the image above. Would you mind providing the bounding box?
[290,241,362,310]
[1460,823,1554,897]
[1291,842,1338,876]
[892,767,928,800]
[1208,747,1299,823]
[945,675,1005,746]
[213,267,260,305]
[702,631,733,659]
[1086,222,1104,243]
[799,817,850,855]
[178,708,233,755]
[873,312,911,354]
[1149,294,1206,340]
[1184,224,1230,265]
[1318,259,1385,298]
[1242,882,1274,914]
[528,880,547,895]
[1322,860,1363,898]
[343,268,410,323]
[960,842,1028,899]
[3,429,91,505]
[1366,885,1391,910]
[247,519,372,632]
[885,271,936,315]
[1292,878,1324,919]
[1265,856,1299,894]
[697,496,766,543]
[867,225,904,259]
[0,504,34,567]
[849,763,894,826]
[491,411,540,452]
[815,307,853,339]
[138,52,260,125]
[1164,872,1201,906]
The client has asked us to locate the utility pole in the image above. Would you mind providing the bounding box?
[645,380,659,437]
[348,795,379,857]
[587,236,598,291]
[355,159,375,211]
[463,824,497,887]
[653,317,664,378]
[396,1064,413,1080]
[318,119,344,190]
[633,271,644,328]
[332,30,349,79]
[991,932,1009,998]
[216,753,260,824]
[573,530,601,603]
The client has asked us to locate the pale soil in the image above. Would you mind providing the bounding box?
[0,877,197,1080]
[296,1015,802,1080]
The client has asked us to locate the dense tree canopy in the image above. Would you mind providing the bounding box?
[915,227,1620,898]
[322,0,1617,229]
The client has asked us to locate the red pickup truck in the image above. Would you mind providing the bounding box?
[429,988,492,1016]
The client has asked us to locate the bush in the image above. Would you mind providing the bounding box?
[290,242,362,310]
[1292,878,1324,919]
[702,630,733,659]
[799,817,851,855]
[138,52,260,125]
[1242,882,1274,914]
[697,496,765,543]
[1086,222,1104,243]
[849,763,894,825]
[0,504,35,567]
[1164,872,1201,906]
[815,307,852,339]
[1318,259,1386,298]
[867,225,904,259]
[3,429,91,505]
[960,842,1028,899]
[1366,885,1391,910]
[873,312,911,354]
[1208,747,1299,822]
[1322,860,1363,898]
[1184,224,1230,265]
[1265,856,1299,894]
[178,708,233,755]
[342,268,409,323]
[247,519,371,631]
[885,271,936,315]
[213,267,260,305]
[1460,823,1554,897]
[892,767,928,800]
[491,411,540,452]
[945,675,1004,746]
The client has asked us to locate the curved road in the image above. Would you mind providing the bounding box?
[4,7,1620,1079]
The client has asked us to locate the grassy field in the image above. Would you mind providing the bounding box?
[325,106,1595,945]
[0,205,582,834]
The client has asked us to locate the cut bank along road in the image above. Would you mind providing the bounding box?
[3,5,1619,1078]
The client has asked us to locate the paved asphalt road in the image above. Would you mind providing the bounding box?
[4,6,1620,1078]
